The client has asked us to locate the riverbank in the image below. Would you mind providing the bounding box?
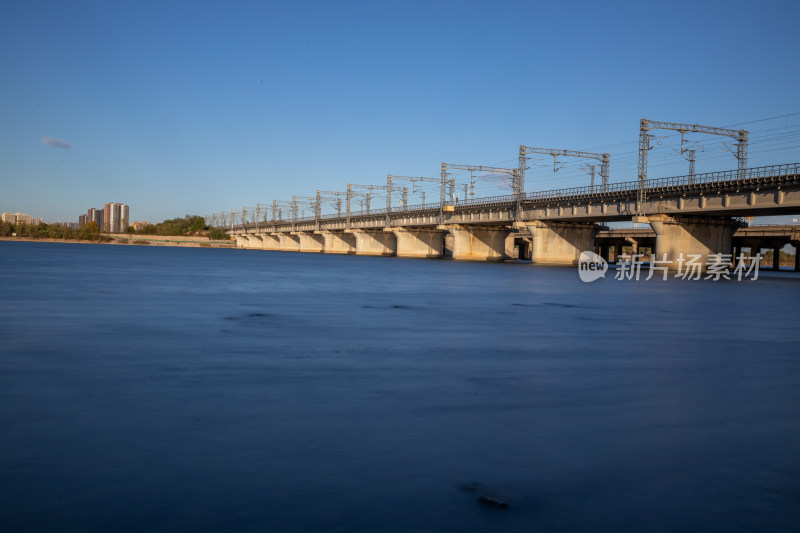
[0,235,235,248]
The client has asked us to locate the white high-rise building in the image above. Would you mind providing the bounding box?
[103,203,129,232]
[119,204,129,231]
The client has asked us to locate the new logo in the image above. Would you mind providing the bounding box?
[578,251,608,282]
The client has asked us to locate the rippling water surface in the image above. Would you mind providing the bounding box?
[1,241,799,532]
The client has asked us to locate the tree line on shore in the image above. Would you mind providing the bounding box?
[127,215,228,240]
[0,215,229,241]
[0,221,108,241]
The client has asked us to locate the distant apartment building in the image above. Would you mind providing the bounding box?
[2,212,35,225]
[120,204,129,231]
[87,208,104,229]
[103,203,117,232]
[79,203,130,231]
[103,203,130,233]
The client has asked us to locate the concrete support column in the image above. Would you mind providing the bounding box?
[644,214,738,270]
[261,233,281,251]
[615,242,626,261]
[279,233,300,252]
[443,233,454,258]
[322,231,356,254]
[392,228,446,258]
[296,232,324,253]
[609,243,617,261]
[238,235,258,249]
[349,230,396,256]
[438,225,510,261]
[249,234,264,249]
[442,233,453,259]
[505,234,517,260]
[773,247,781,271]
[525,221,598,266]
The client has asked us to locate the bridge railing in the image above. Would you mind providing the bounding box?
[339,200,447,219]
[455,193,517,208]
[524,163,799,202]
[400,201,447,212]
[229,163,798,231]
[640,162,799,191]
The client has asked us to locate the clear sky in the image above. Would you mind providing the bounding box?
[2,0,799,224]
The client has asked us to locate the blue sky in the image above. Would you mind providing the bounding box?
[2,0,799,224]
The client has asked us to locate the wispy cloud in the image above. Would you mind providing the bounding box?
[41,137,73,149]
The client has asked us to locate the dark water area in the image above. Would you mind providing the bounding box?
[1,241,799,532]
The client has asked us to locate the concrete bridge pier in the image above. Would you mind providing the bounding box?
[440,225,510,261]
[249,234,265,249]
[348,230,396,256]
[643,214,738,270]
[772,247,781,270]
[321,231,356,254]
[393,228,447,258]
[260,233,281,251]
[626,238,640,256]
[505,235,516,259]
[443,233,454,257]
[237,234,258,249]
[279,233,300,252]
[525,221,598,265]
[296,232,324,253]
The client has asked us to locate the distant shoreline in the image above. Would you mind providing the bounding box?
[0,236,235,248]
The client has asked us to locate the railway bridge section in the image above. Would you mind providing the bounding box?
[229,163,800,268]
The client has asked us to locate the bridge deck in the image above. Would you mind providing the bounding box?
[230,163,800,234]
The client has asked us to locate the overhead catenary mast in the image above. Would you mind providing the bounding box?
[388,175,439,208]
[519,146,610,192]
[441,163,520,220]
[636,119,749,215]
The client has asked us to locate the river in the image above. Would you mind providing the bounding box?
[1,241,798,532]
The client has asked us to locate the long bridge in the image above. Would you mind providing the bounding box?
[227,162,800,269]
